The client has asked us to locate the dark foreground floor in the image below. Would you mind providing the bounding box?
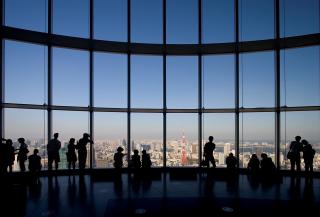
[0,171,319,217]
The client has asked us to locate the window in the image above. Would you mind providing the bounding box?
[239,112,275,168]
[281,111,320,170]
[131,113,163,167]
[281,0,320,37]
[94,0,127,41]
[52,47,89,107]
[5,0,47,32]
[4,108,47,171]
[281,46,320,107]
[167,114,198,167]
[240,51,275,108]
[202,0,234,43]
[52,111,89,169]
[94,112,127,168]
[203,113,235,167]
[167,0,198,44]
[203,54,235,109]
[94,52,127,108]
[5,40,47,105]
[131,0,162,43]
[131,55,162,108]
[239,0,274,41]
[53,0,89,38]
[167,56,198,108]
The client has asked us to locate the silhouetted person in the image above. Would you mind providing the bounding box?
[203,136,216,168]
[260,153,276,174]
[114,147,125,169]
[28,149,42,172]
[4,139,15,173]
[302,139,315,174]
[226,153,237,171]
[67,138,77,170]
[47,133,61,170]
[289,136,303,172]
[247,154,260,174]
[141,150,152,168]
[17,137,29,172]
[28,149,42,184]
[77,133,93,170]
[130,149,141,169]
[0,138,7,174]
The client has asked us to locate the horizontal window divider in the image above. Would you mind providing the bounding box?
[2,26,320,55]
[3,103,320,113]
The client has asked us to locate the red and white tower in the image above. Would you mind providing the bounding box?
[181,132,187,165]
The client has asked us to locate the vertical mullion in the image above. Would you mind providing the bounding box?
[127,0,131,165]
[235,0,240,165]
[89,0,94,169]
[198,0,202,167]
[275,0,281,169]
[48,0,52,142]
[163,0,167,168]
[0,0,3,140]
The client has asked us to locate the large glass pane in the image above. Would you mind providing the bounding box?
[52,111,89,169]
[94,112,127,168]
[203,113,235,168]
[239,113,275,168]
[281,0,320,37]
[5,0,47,32]
[131,55,162,108]
[94,0,127,42]
[131,113,163,167]
[5,40,47,104]
[240,51,275,108]
[203,54,234,108]
[53,0,89,38]
[4,109,47,171]
[239,0,274,41]
[167,0,198,44]
[281,46,320,107]
[94,52,127,108]
[53,47,89,106]
[281,111,320,170]
[167,56,198,108]
[131,0,162,43]
[167,114,198,167]
[202,0,234,43]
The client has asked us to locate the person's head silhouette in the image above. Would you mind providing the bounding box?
[208,136,214,142]
[117,147,124,153]
[295,136,301,142]
[18,137,25,143]
[53,133,59,139]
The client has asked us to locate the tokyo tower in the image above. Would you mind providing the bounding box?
[181,132,187,165]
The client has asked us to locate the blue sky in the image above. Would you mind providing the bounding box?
[3,0,320,143]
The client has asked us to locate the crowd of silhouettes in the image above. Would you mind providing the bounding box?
[113,147,152,169]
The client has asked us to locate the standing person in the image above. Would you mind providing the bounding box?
[66,138,77,170]
[6,139,15,173]
[141,150,152,168]
[247,154,260,174]
[47,133,61,170]
[114,147,125,169]
[17,138,29,172]
[288,136,303,172]
[203,136,216,168]
[302,139,315,173]
[77,133,93,170]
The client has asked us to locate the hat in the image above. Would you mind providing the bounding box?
[117,147,124,152]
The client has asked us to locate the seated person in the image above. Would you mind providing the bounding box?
[141,150,152,168]
[226,153,237,170]
[247,154,260,174]
[28,149,42,172]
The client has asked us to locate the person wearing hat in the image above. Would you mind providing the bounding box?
[77,133,93,170]
[114,146,126,169]
[17,137,29,172]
